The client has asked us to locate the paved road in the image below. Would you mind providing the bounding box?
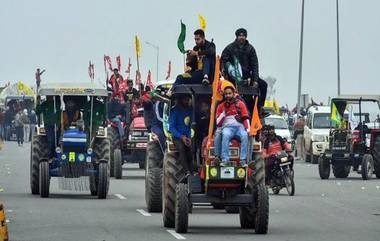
[0,141,380,241]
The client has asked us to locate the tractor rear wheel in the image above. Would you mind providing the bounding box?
[253,183,269,234]
[30,135,48,195]
[145,167,163,212]
[108,127,120,178]
[39,161,50,198]
[175,183,189,233]
[146,140,163,169]
[361,154,374,180]
[373,136,380,178]
[252,154,265,185]
[93,138,110,199]
[318,155,330,179]
[114,149,122,179]
[163,152,186,228]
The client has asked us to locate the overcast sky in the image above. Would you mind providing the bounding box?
[1,0,379,107]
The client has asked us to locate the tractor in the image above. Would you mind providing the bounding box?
[108,95,149,179]
[319,95,380,180]
[30,82,110,198]
[161,59,269,233]
[144,79,173,212]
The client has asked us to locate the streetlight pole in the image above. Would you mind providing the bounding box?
[297,0,305,117]
[336,0,341,96]
[145,41,159,83]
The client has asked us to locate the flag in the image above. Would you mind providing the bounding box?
[249,97,263,136]
[207,56,221,144]
[177,20,186,54]
[146,70,154,89]
[116,55,121,71]
[331,102,342,127]
[135,35,142,57]
[126,57,132,74]
[104,55,112,71]
[135,70,142,87]
[165,61,172,80]
[198,14,206,31]
[88,61,94,80]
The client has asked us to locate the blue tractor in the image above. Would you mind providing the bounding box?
[30,83,110,198]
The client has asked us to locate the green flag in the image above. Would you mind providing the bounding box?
[177,21,186,54]
[331,102,342,127]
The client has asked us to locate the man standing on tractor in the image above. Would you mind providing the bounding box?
[84,97,106,136]
[169,94,194,174]
[109,68,125,99]
[35,96,60,158]
[124,79,139,102]
[215,84,250,166]
[261,125,293,183]
[221,28,268,117]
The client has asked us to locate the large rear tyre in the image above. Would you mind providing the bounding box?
[114,149,122,179]
[361,154,374,180]
[373,136,380,178]
[145,167,163,212]
[97,162,110,199]
[39,161,50,198]
[254,183,269,234]
[239,205,255,229]
[163,152,186,228]
[332,163,350,178]
[146,140,164,169]
[175,183,189,234]
[89,175,98,196]
[108,127,120,178]
[30,135,48,195]
[93,138,110,199]
[252,154,265,185]
[318,155,330,179]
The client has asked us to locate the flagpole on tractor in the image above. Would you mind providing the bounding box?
[296,0,305,118]
[103,55,108,88]
[146,41,159,83]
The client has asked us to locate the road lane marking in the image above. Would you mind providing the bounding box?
[336,182,341,186]
[167,230,186,240]
[136,209,152,217]
[376,186,379,190]
[114,194,127,200]
[361,186,365,190]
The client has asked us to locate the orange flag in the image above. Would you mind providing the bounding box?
[207,56,221,144]
[249,96,262,136]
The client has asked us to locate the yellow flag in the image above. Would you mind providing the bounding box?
[135,35,142,57]
[198,14,206,31]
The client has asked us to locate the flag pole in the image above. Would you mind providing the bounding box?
[103,55,108,88]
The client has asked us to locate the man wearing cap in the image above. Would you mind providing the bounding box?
[215,83,250,166]
[221,28,268,117]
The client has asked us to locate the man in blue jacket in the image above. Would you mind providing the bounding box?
[169,94,194,174]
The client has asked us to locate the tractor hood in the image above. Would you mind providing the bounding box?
[131,116,146,129]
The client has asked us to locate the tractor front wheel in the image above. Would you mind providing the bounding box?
[175,183,189,234]
[361,154,374,180]
[39,161,50,198]
[318,155,330,179]
[114,149,123,179]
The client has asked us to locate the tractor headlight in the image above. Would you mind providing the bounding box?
[78,154,85,162]
[61,154,67,160]
[55,147,61,153]
[210,167,218,177]
[87,148,93,155]
[237,168,246,178]
[97,127,106,136]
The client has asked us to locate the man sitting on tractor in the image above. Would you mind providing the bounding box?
[214,83,250,166]
[35,96,61,159]
[62,99,81,129]
[261,125,293,182]
[169,94,194,175]
[107,95,126,137]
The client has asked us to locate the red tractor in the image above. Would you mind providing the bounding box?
[108,99,149,179]
[319,95,380,180]
[161,82,268,234]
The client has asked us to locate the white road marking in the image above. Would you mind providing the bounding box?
[376,186,380,190]
[114,194,127,200]
[336,182,341,186]
[361,186,366,190]
[167,230,186,240]
[5,219,10,223]
[136,209,152,217]
[6,209,13,213]
[307,164,311,167]
[7,171,11,174]
[321,193,326,197]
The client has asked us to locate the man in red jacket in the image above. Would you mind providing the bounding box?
[215,84,249,165]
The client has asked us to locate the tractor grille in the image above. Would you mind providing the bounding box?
[331,130,350,151]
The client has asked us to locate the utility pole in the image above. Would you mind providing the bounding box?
[146,41,160,82]
[297,0,305,117]
[336,0,341,96]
